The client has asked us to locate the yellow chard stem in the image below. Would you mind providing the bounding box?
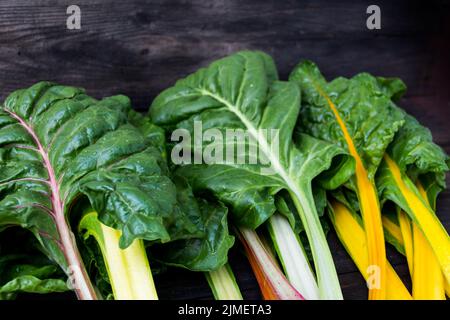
[320,93,387,299]
[412,223,445,299]
[446,280,450,298]
[382,215,404,247]
[329,201,411,300]
[354,168,386,300]
[411,183,445,300]
[397,210,414,274]
[383,155,450,286]
[79,211,158,300]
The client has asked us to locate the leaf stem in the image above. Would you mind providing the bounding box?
[56,214,98,299]
[79,211,158,300]
[289,186,343,300]
[267,214,319,299]
[384,155,450,284]
[205,264,243,300]
[237,227,304,300]
[329,201,412,300]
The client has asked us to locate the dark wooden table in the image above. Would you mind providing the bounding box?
[1,0,449,300]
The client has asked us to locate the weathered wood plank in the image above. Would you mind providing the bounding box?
[0,37,438,106]
[0,0,449,105]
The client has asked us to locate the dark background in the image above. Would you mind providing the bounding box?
[1,0,449,299]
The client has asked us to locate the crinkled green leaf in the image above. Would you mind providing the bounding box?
[377,111,449,209]
[1,82,199,249]
[152,177,235,271]
[290,60,405,182]
[128,109,167,157]
[0,82,202,298]
[376,77,407,102]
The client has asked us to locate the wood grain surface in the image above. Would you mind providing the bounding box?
[1,0,449,300]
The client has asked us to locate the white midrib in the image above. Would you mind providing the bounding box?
[199,89,301,197]
[200,89,342,299]
[5,109,97,300]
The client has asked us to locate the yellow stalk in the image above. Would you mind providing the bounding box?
[397,211,414,274]
[100,224,158,300]
[411,183,445,299]
[381,215,404,247]
[412,222,445,299]
[383,155,450,285]
[318,91,386,299]
[330,201,411,300]
[384,211,450,298]
[79,211,158,300]
[446,280,450,298]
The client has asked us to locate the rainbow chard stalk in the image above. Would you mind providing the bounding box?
[396,210,414,272]
[149,51,355,299]
[412,183,446,299]
[237,227,304,300]
[290,62,405,299]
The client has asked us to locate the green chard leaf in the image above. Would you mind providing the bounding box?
[290,60,405,183]
[377,111,449,208]
[0,82,200,299]
[151,176,235,271]
[131,115,235,272]
[149,51,354,299]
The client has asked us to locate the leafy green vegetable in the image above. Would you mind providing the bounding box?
[132,116,236,272]
[0,82,201,299]
[149,51,354,299]
[151,176,235,271]
[377,112,449,207]
[290,61,404,184]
